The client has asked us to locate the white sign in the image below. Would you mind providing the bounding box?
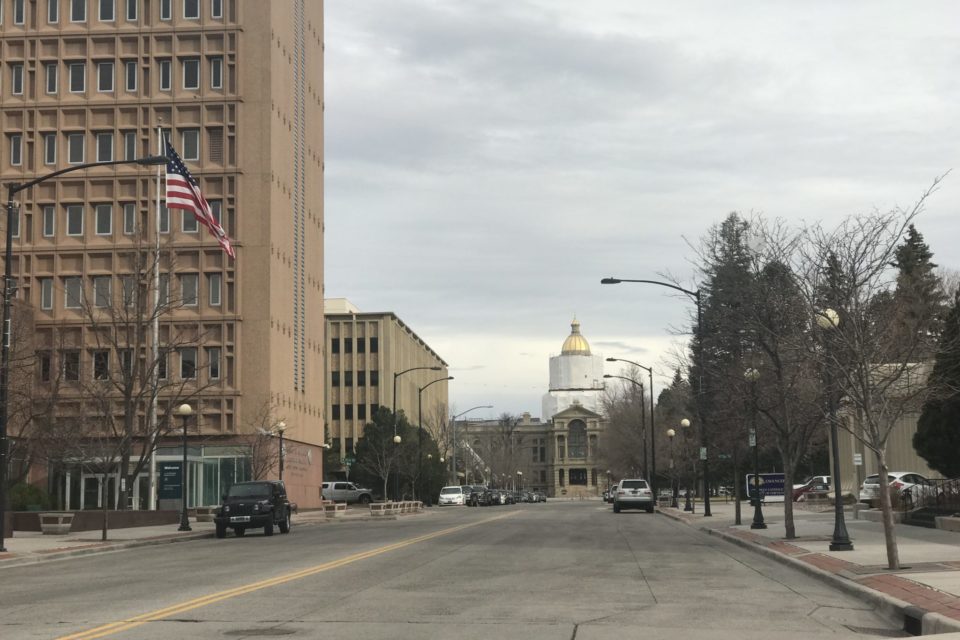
[853,453,863,466]
[749,433,756,447]
[699,447,707,461]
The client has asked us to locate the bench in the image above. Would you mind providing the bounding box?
[323,503,347,519]
[39,512,74,535]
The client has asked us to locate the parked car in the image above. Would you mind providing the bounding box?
[859,472,933,508]
[613,478,655,513]
[321,481,374,505]
[438,485,466,506]
[214,480,292,538]
[793,476,831,501]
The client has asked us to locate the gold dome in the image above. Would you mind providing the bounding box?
[561,318,591,355]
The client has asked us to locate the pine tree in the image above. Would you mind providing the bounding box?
[889,224,945,358]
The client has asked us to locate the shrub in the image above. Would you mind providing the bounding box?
[8,483,52,511]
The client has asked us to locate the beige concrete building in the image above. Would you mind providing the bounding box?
[324,298,448,463]
[1,0,325,509]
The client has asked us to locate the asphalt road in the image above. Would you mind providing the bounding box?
[0,501,904,640]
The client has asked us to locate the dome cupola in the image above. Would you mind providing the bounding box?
[560,318,591,355]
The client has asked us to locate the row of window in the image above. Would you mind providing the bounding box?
[330,403,380,422]
[7,129,205,168]
[330,370,379,388]
[38,271,222,311]
[330,337,379,355]
[38,345,221,383]
[8,201,223,239]
[5,56,224,98]
[1,0,223,27]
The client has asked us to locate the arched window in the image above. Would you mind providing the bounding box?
[568,420,587,458]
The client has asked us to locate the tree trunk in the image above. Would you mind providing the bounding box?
[876,453,901,570]
[782,460,796,539]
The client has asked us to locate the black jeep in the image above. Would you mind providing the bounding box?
[214,480,292,538]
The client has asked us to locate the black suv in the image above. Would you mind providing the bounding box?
[214,480,292,538]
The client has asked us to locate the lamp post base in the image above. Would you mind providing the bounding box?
[178,521,192,532]
[829,539,854,551]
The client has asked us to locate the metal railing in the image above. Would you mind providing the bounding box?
[902,477,960,513]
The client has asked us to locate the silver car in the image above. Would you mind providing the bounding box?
[860,472,933,508]
[613,479,655,513]
[438,486,465,506]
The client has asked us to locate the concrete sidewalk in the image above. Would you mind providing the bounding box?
[660,499,960,635]
[0,506,412,568]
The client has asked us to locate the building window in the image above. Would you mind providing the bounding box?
[40,278,54,310]
[96,132,113,162]
[120,349,133,376]
[95,204,112,235]
[44,133,57,165]
[158,273,169,307]
[182,58,200,90]
[11,64,24,95]
[159,203,169,234]
[63,351,81,381]
[98,0,114,22]
[211,0,222,18]
[69,62,85,92]
[64,276,83,308]
[158,60,171,91]
[97,62,114,92]
[568,420,587,459]
[125,0,137,21]
[357,371,366,387]
[344,405,353,420]
[39,352,52,382]
[45,63,58,94]
[207,273,221,306]
[210,56,223,89]
[157,351,167,380]
[356,338,365,354]
[370,337,379,353]
[121,275,135,307]
[123,203,136,234]
[9,135,22,166]
[206,347,221,380]
[93,350,110,380]
[182,210,199,233]
[370,370,379,387]
[344,338,353,354]
[181,129,199,161]
[331,405,340,421]
[358,404,366,421]
[558,469,565,487]
[183,0,198,19]
[370,403,379,416]
[180,274,198,306]
[66,205,84,236]
[123,131,136,161]
[344,371,353,387]
[180,347,197,379]
[331,337,339,354]
[209,200,222,226]
[8,209,19,238]
[48,0,60,23]
[124,60,137,92]
[159,0,170,20]
[71,0,86,22]
[13,0,24,24]
[43,206,55,237]
[331,371,340,387]
[94,275,112,308]
[68,133,84,163]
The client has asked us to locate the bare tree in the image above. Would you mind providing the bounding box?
[235,401,285,481]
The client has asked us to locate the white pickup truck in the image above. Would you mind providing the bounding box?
[321,481,374,504]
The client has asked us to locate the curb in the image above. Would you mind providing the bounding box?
[658,509,960,636]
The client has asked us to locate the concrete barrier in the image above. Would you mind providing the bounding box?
[39,513,75,535]
[370,503,389,517]
[324,503,347,519]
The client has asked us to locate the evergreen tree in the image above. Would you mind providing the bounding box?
[914,290,960,477]
[889,224,946,358]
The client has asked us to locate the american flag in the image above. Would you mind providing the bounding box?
[164,139,236,259]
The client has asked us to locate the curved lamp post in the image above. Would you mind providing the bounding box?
[450,405,492,484]
[274,421,287,482]
[606,358,656,496]
[392,365,441,500]
[175,403,194,531]
[666,429,678,507]
[0,154,168,552]
[680,418,694,512]
[744,368,766,529]
[418,376,453,502]
[601,276,710,516]
[817,308,853,551]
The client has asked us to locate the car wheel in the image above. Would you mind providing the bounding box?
[359,494,372,505]
[264,520,274,536]
[279,511,291,534]
[215,523,226,539]
[235,527,246,537]
[613,503,621,513]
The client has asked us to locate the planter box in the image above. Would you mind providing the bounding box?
[195,507,218,523]
[13,510,180,532]
[935,516,960,532]
[323,503,346,519]
[39,513,75,535]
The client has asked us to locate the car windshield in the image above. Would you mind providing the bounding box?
[440,487,461,494]
[227,483,272,498]
[621,480,648,489]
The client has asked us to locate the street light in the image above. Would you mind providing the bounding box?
[666,429,679,507]
[450,405,492,484]
[744,368,766,530]
[517,470,523,493]
[418,376,453,502]
[817,308,853,551]
[604,372,651,487]
[275,421,287,482]
[175,403,194,532]
[0,154,168,552]
[392,366,442,500]
[601,276,710,516]
[606,358,656,497]
[680,418,693,512]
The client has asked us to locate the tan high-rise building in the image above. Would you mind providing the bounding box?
[324,298,449,464]
[1,0,325,509]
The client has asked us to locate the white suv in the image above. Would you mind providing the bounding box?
[613,478,655,513]
[438,486,465,506]
[321,481,374,504]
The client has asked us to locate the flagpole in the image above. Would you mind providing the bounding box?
[148,123,163,510]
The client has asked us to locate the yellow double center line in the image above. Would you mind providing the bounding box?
[58,511,517,640]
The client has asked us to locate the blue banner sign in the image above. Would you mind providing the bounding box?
[744,473,785,502]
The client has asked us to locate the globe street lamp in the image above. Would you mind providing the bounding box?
[817,308,853,551]
[450,405,493,484]
[666,429,679,508]
[517,471,523,494]
[601,277,710,516]
[744,368,766,529]
[392,366,442,500]
[418,376,453,502]
[175,403,194,532]
[680,418,693,512]
[0,154,168,552]
[275,421,287,482]
[606,357,656,498]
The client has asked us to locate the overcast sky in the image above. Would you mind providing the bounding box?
[324,1,960,419]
